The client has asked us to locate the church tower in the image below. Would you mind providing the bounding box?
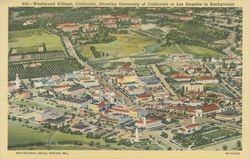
[16,73,20,89]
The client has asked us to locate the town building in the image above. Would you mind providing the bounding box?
[63,85,86,96]
[117,15,131,22]
[82,23,98,32]
[16,90,32,99]
[136,93,153,105]
[129,107,148,119]
[135,118,162,129]
[195,76,219,84]
[88,101,110,113]
[8,105,20,114]
[168,103,221,117]
[99,113,131,125]
[179,16,193,21]
[170,72,191,82]
[57,23,79,32]
[215,114,241,122]
[103,21,117,29]
[178,123,202,134]
[109,105,130,116]
[71,122,93,132]
[117,75,138,86]
[183,83,204,93]
[35,109,61,122]
[16,73,20,89]
[8,82,17,93]
[56,98,92,108]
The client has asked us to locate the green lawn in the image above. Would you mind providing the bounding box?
[81,32,156,58]
[204,129,234,139]
[8,120,161,150]
[8,121,50,147]
[134,58,165,65]
[204,84,235,98]
[158,65,171,74]
[156,45,181,56]
[146,28,164,37]
[51,132,106,145]
[9,28,64,54]
[179,45,222,58]
[135,67,152,76]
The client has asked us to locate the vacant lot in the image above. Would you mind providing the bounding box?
[81,32,156,58]
[9,28,64,54]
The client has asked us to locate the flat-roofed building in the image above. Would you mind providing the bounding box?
[184,83,204,93]
[56,98,92,108]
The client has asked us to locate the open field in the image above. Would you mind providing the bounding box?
[135,67,152,76]
[8,58,82,80]
[179,45,223,58]
[134,58,164,65]
[145,28,165,37]
[8,121,50,147]
[51,132,106,145]
[88,60,131,71]
[201,137,241,150]
[8,120,161,150]
[173,22,229,43]
[80,32,156,58]
[204,84,235,98]
[156,45,181,56]
[204,129,234,139]
[9,28,64,54]
[158,65,171,74]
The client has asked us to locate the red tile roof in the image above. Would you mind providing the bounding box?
[136,119,160,124]
[120,66,130,71]
[200,104,220,112]
[179,127,186,132]
[171,106,196,112]
[8,82,15,87]
[169,104,220,113]
[136,93,152,98]
[63,24,77,27]
[185,124,199,129]
[98,101,106,108]
[53,84,70,89]
[196,76,216,81]
[110,108,129,113]
[171,72,190,79]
